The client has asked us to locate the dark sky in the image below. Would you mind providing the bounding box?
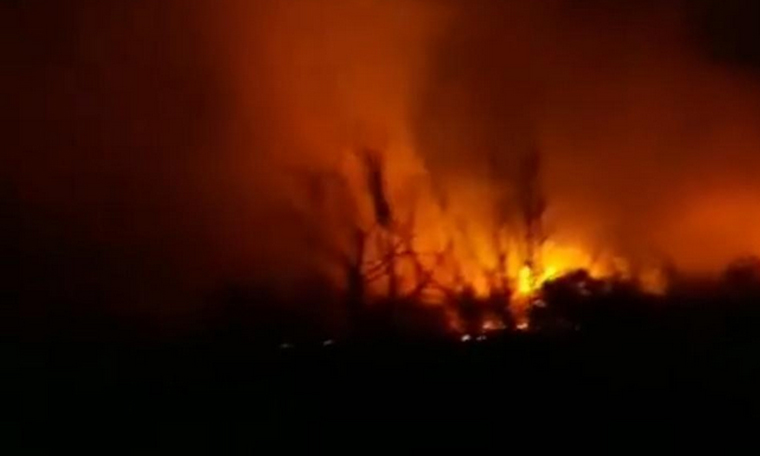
[7,0,760,324]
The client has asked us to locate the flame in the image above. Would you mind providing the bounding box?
[516,265,537,296]
[306,145,668,334]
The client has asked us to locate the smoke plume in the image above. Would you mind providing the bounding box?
[8,0,760,323]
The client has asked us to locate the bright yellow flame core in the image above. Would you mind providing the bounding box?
[512,242,623,297]
[517,265,535,296]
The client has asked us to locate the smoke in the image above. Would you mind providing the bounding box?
[8,0,760,321]
[414,0,760,273]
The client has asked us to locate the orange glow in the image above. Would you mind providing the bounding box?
[213,0,712,334]
[322,147,667,329]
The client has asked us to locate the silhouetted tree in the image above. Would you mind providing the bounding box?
[486,150,511,293]
[518,146,547,288]
[357,148,400,297]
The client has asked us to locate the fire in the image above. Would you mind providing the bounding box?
[516,264,559,296]
[517,265,534,296]
[300,143,668,334]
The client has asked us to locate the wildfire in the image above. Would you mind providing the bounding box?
[299,144,668,335]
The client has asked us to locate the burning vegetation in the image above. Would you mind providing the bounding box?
[18,4,760,440]
[10,0,760,344]
[288,140,670,338]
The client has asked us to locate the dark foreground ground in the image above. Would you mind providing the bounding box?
[12,327,760,451]
[14,270,760,450]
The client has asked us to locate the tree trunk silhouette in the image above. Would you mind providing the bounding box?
[519,146,547,289]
